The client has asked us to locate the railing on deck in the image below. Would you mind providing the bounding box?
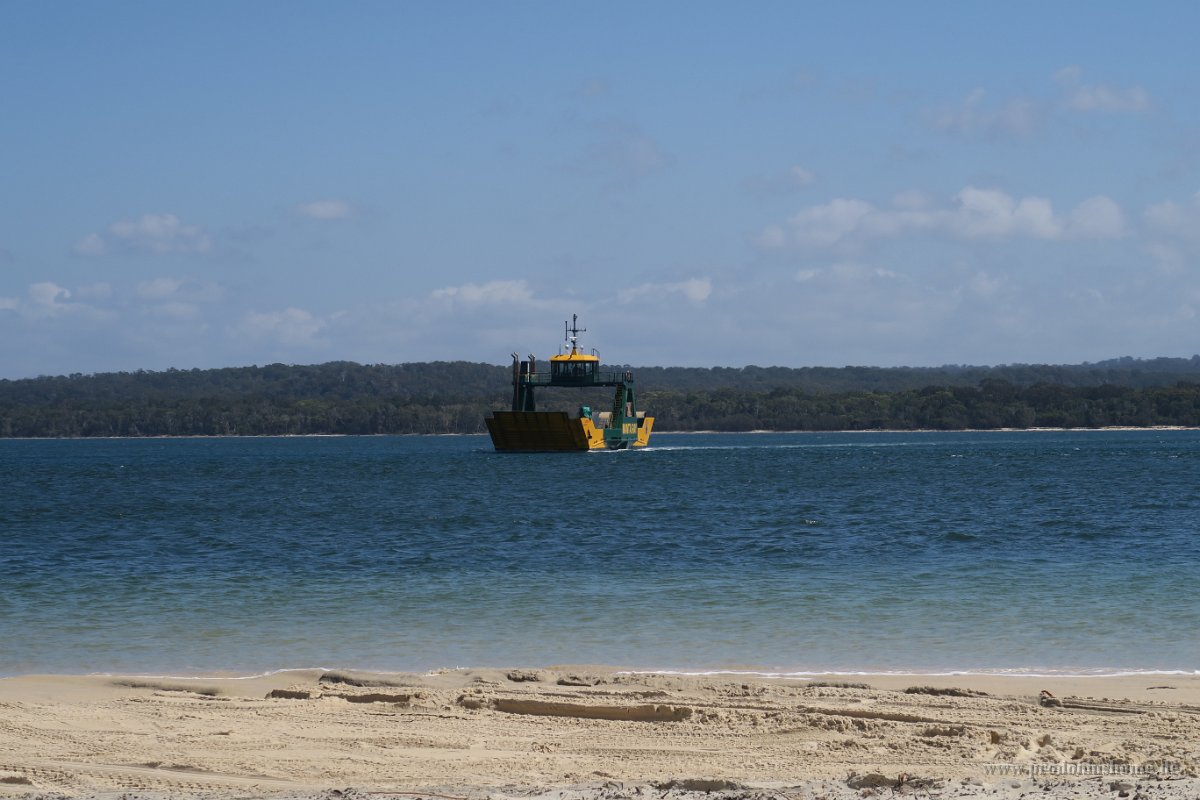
[519,370,633,387]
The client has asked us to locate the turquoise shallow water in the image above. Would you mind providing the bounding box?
[1,430,1198,676]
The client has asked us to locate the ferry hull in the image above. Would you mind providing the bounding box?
[486,411,653,452]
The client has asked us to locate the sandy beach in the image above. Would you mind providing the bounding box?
[1,668,1197,799]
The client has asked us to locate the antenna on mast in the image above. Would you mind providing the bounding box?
[564,313,586,354]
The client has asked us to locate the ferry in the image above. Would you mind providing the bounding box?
[485,315,654,451]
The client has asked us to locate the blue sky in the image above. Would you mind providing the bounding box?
[2,1,1199,378]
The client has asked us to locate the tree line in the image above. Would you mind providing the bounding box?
[644,380,1200,432]
[2,359,1200,437]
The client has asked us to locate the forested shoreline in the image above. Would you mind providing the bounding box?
[3,357,1200,437]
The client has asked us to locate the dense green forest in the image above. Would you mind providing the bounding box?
[3,357,1200,437]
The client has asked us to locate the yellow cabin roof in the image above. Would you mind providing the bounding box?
[550,351,599,362]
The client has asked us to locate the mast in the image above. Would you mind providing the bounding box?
[564,313,586,355]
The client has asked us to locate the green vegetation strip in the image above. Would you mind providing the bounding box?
[3,359,1200,436]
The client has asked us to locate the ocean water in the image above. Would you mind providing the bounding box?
[1,430,1198,677]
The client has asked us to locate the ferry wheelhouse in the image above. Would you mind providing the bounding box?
[485,316,653,451]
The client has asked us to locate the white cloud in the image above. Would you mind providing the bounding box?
[137,277,184,300]
[136,276,224,302]
[1055,65,1150,113]
[968,271,1003,300]
[297,200,352,220]
[609,133,669,177]
[584,122,671,181]
[76,283,113,300]
[1053,65,1083,86]
[931,69,1149,141]
[931,88,1039,137]
[792,263,904,287]
[1145,192,1200,242]
[892,190,933,211]
[1143,193,1200,274]
[74,213,212,256]
[744,165,818,196]
[786,198,874,247]
[1,281,113,321]
[29,281,71,309]
[134,277,221,321]
[1146,242,1186,274]
[755,225,787,248]
[110,214,210,253]
[234,307,326,345]
[954,187,1061,239]
[762,188,1126,249]
[73,233,107,256]
[1066,195,1126,239]
[148,301,201,320]
[619,277,712,304]
[1068,84,1150,113]
[789,166,816,186]
[431,279,540,307]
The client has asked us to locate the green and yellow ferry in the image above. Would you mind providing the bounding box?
[485,315,654,451]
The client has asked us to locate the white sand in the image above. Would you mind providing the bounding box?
[1,668,1197,799]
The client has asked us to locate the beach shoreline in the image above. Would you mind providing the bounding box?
[2,667,1196,798]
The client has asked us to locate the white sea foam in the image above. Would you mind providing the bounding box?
[74,665,1200,682]
[638,441,925,452]
[618,668,1200,679]
[83,666,336,680]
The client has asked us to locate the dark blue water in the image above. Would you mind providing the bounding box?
[2,431,1198,677]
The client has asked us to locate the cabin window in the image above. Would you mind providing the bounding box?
[552,361,595,380]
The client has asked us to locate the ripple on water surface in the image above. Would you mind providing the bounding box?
[1,430,1198,675]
